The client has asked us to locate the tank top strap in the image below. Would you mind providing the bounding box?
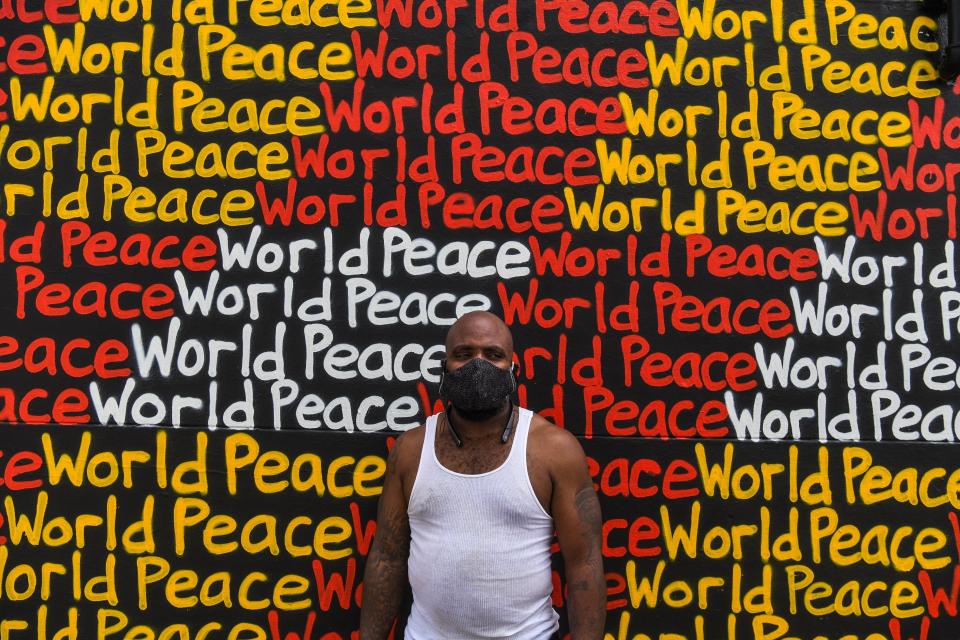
[504,407,534,469]
[417,413,440,477]
[424,412,439,441]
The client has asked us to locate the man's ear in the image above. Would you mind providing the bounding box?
[511,362,519,391]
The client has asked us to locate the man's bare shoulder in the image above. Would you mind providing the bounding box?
[392,425,426,472]
[528,413,588,472]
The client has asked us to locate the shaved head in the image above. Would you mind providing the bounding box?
[444,312,514,369]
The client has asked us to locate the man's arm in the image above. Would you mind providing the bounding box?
[359,434,412,640]
[550,430,606,640]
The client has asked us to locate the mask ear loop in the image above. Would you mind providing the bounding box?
[438,359,464,447]
[438,358,448,398]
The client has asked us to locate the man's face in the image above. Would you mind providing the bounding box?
[444,315,513,373]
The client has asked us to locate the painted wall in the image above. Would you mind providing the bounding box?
[1,0,959,638]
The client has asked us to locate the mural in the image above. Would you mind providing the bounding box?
[1,0,960,637]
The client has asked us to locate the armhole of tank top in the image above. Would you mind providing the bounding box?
[519,409,553,520]
[407,414,436,507]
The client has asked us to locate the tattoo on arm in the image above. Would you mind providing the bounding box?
[360,515,409,638]
[574,485,603,539]
[566,484,606,639]
[359,441,411,640]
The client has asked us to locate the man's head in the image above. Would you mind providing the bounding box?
[439,312,516,419]
[444,311,514,371]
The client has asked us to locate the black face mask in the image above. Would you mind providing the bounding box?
[439,358,515,419]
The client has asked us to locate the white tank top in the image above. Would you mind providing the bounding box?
[405,408,559,640]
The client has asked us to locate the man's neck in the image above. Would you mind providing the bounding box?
[446,402,513,445]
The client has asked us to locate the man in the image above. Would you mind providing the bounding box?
[360,311,605,639]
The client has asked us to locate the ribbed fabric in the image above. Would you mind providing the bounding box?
[405,408,559,640]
